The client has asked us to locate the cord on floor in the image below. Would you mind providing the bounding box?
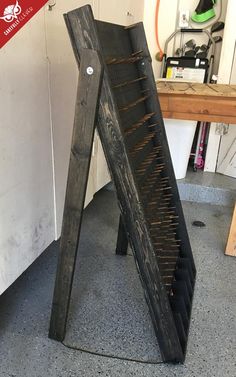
[62,341,165,365]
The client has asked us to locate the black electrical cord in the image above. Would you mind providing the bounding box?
[62,341,165,365]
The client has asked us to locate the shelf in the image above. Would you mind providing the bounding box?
[157,81,236,124]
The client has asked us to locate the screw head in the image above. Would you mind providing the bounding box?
[86,66,94,75]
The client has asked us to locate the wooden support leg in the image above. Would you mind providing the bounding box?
[49,49,103,341]
[225,203,236,257]
[116,215,128,255]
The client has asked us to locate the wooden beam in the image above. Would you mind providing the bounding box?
[64,7,184,362]
[116,215,128,255]
[49,48,103,341]
[225,203,236,257]
[157,82,236,97]
[157,82,236,123]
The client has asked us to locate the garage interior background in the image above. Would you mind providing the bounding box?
[0,0,235,295]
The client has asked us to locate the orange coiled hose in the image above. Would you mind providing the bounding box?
[155,0,164,60]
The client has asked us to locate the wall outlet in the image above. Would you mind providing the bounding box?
[179,10,190,28]
[215,123,229,136]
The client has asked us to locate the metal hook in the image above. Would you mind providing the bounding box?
[48,2,56,11]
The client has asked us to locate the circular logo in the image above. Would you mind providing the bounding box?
[0,1,21,23]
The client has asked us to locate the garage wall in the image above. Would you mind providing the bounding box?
[214,0,236,177]
[0,9,55,295]
[143,0,179,79]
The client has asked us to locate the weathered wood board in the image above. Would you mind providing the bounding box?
[49,48,103,340]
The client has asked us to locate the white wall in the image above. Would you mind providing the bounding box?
[216,0,236,178]
[98,0,144,24]
[143,0,178,79]
[217,0,236,84]
[204,0,232,173]
[0,9,55,295]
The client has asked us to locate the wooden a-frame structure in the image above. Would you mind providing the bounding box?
[49,5,196,363]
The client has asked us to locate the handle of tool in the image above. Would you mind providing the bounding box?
[180,28,203,33]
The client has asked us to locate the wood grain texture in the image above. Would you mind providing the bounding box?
[115,215,128,255]
[129,23,196,274]
[157,82,236,97]
[49,5,197,363]
[225,203,236,257]
[157,81,236,123]
[64,6,184,362]
[49,48,103,341]
[127,22,196,360]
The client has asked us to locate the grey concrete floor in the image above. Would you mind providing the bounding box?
[178,171,236,207]
[0,188,235,377]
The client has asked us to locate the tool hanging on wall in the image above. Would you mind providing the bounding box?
[183,36,222,59]
[161,28,216,80]
[155,0,222,64]
[206,20,224,52]
[191,0,217,23]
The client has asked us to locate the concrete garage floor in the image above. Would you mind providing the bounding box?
[178,171,236,207]
[0,188,236,377]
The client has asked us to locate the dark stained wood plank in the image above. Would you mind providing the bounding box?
[49,5,197,364]
[116,215,128,255]
[64,6,184,362]
[49,48,103,341]
[172,313,187,352]
[172,281,191,315]
[129,23,196,277]
[96,20,134,59]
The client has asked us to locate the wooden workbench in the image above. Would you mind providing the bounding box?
[157,81,236,124]
[156,80,236,256]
